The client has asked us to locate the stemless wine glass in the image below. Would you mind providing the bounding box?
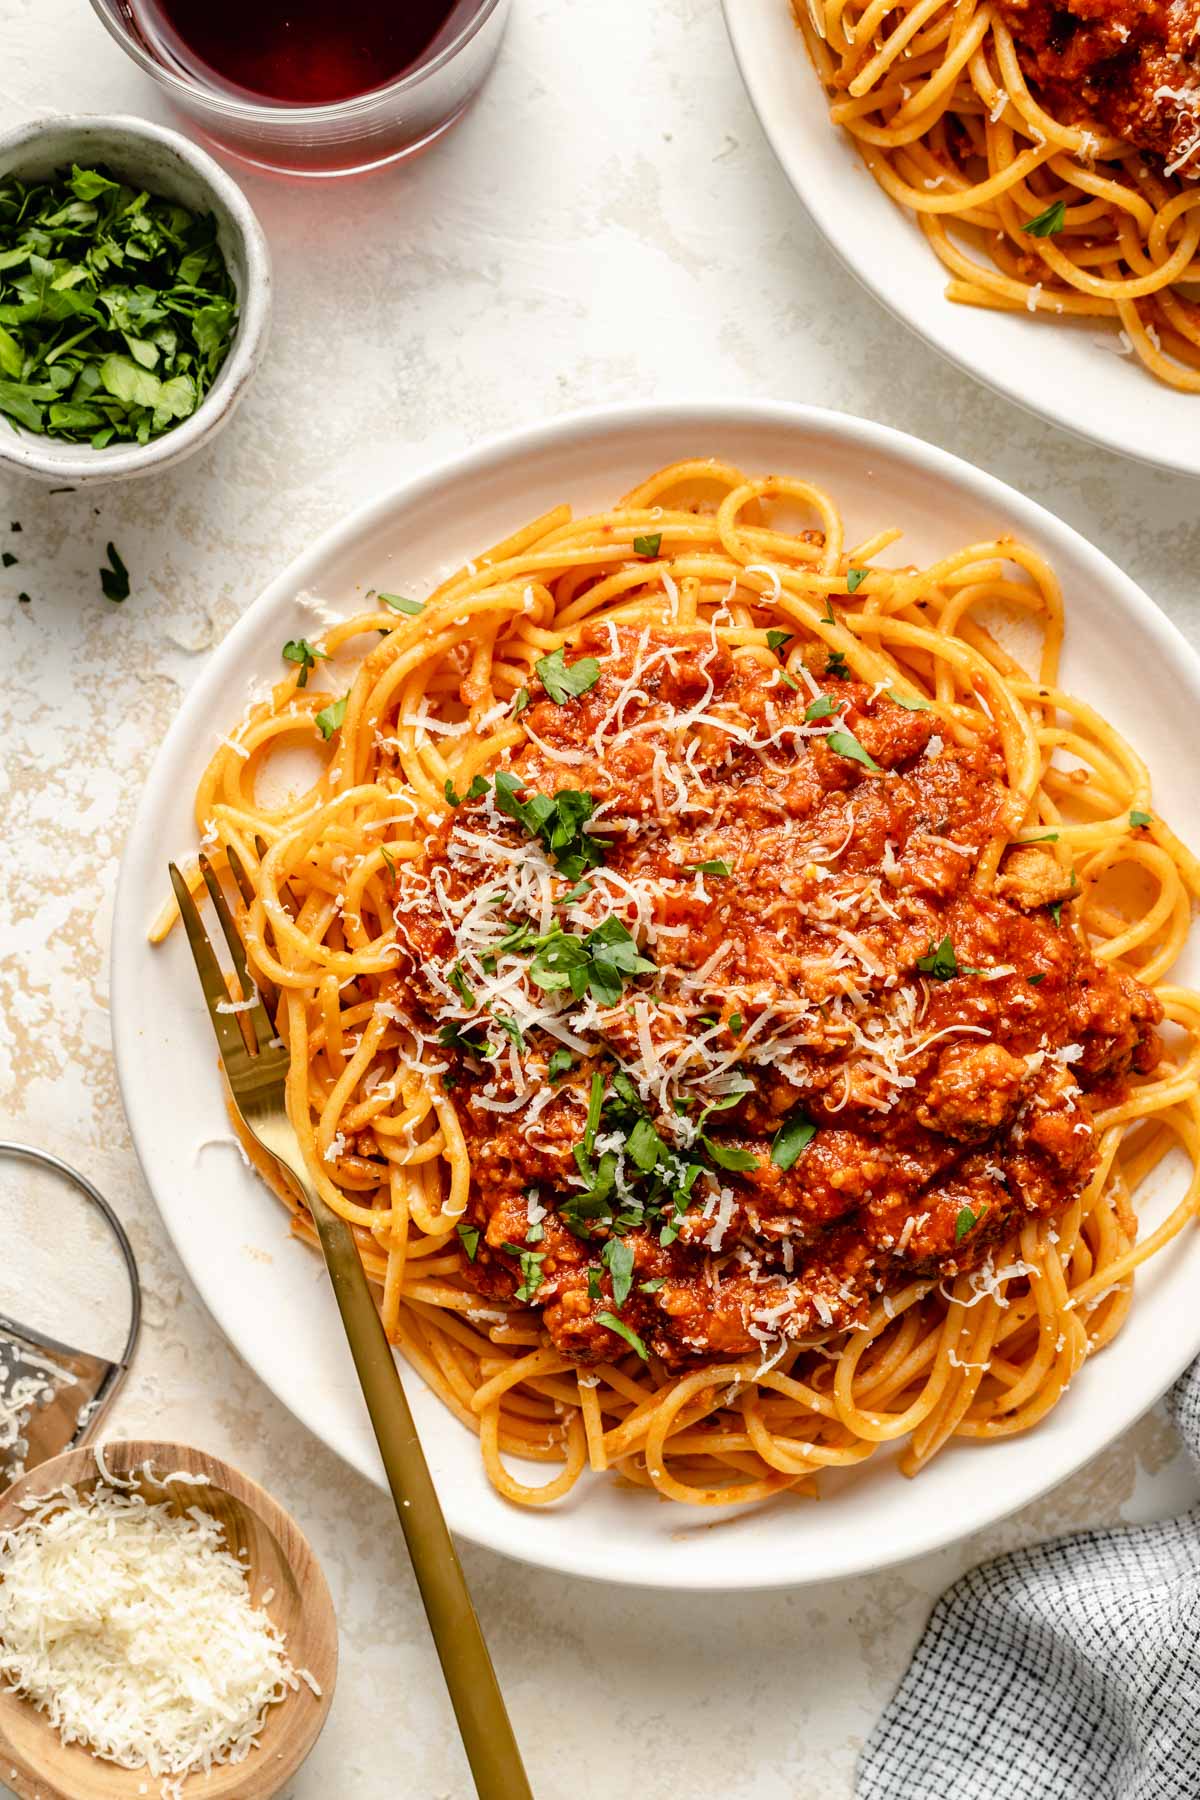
[88,0,511,178]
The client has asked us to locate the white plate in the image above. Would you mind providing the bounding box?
[113,401,1200,1588]
[722,0,1200,476]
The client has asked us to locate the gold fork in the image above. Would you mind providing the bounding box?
[168,855,533,1800]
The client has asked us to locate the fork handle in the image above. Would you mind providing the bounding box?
[308,1187,533,1800]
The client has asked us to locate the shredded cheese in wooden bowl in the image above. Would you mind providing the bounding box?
[0,1442,336,1800]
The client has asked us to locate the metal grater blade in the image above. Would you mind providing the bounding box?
[0,1142,141,1491]
[0,1313,122,1486]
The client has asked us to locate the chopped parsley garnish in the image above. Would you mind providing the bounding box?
[825,727,881,773]
[100,541,129,602]
[491,771,607,880]
[821,598,836,625]
[602,1237,635,1307]
[825,651,850,679]
[380,845,397,886]
[703,1136,757,1172]
[886,687,930,711]
[596,1311,649,1361]
[510,686,529,716]
[1130,810,1152,828]
[559,880,594,903]
[1050,900,1064,926]
[587,1268,602,1301]
[627,1114,669,1171]
[535,646,601,704]
[448,963,476,1008]
[282,637,329,688]
[492,1014,525,1051]
[1021,832,1059,843]
[444,773,489,807]
[954,1206,977,1243]
[805,694,839,722]
[766,629,793,654]
[1028,973,1046,986]
[845,568,868,593]
[561,1075,709,1245]
[728,1013,743,1036]
[503,1243,546,1302]
[0,164,238,447]
[689,859,731,875]
[456,1222,480,1261]
[379,593,424,615]
[315,693,348,739]
[438,1021,489,1056]
[582,1071,605,1159]
[632,533,662,557]
[916,935,960,980]
[528,914,655,1007]
[770,1108,816,1171]
[640,1277,666,1293]
[548,1048,574,1083]
[1022,199,1066,237]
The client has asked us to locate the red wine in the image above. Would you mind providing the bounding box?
[129,0,470,106]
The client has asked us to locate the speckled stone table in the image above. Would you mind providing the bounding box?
[4,1,1200,1795]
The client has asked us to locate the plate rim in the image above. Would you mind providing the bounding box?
[112,397,1200,1588]
[720,0,1200,479]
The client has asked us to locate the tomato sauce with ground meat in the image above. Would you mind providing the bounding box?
[383,628,1162,1370]
[993,0,1200,174]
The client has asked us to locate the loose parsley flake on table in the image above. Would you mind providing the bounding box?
[100,541,129,602]
[0,164,239,446]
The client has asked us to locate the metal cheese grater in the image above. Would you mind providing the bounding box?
[0,1142,141,1489]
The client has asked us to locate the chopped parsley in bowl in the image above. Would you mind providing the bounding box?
[0,163,239,448]
[0,115,270,485]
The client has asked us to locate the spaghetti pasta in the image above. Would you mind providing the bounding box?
[157,458,1200,1510]
[793,0,1200,389]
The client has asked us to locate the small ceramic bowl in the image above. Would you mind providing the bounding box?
[0,1439,337,1799]
[0,116,271,486]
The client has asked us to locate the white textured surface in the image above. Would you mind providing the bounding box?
[2,0,1199,1795]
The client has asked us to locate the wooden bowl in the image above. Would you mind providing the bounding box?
[0,1440,337,1800]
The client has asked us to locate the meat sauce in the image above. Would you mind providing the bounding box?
[993,0,1200,174]
[386,629,1162,1370]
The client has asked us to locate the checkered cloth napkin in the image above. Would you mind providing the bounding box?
[858,1360,1200,1800]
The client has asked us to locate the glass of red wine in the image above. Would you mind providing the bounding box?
[90,0,511,176]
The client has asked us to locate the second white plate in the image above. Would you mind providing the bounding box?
[113,401,1200,1588]
[722,0,1200,475]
